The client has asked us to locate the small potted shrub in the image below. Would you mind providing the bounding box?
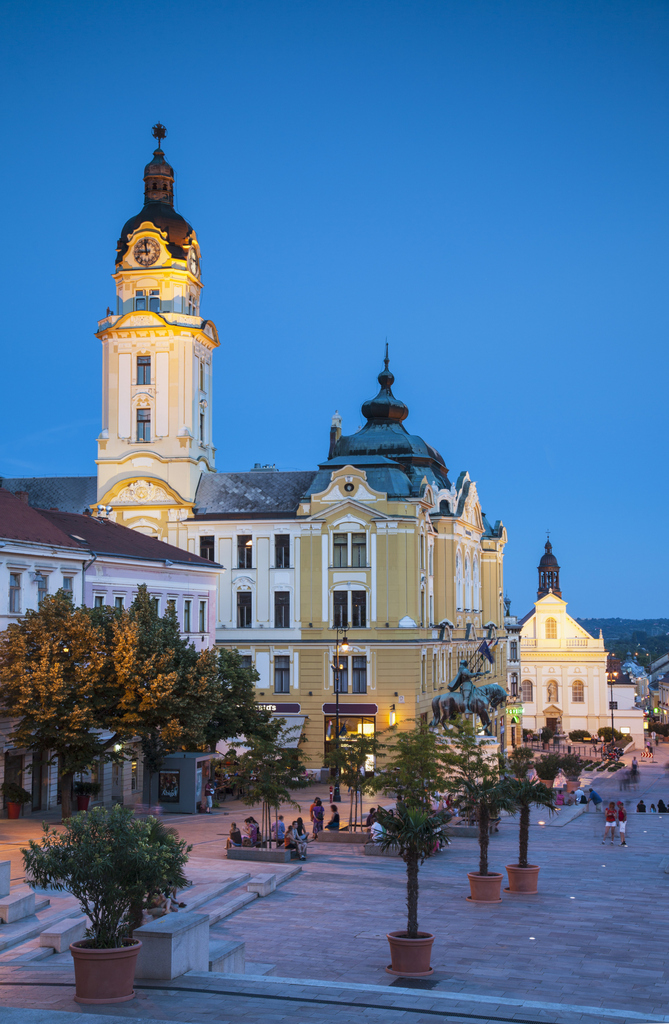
[505,778,556,893]
[534,753,562,787]
[540,727,554,749]
[2,782,32,819]
[73,780,102,812]
[507,746,535,779]
[22,804,190,1004]
[558,753,584,793]
[375,804,447,976]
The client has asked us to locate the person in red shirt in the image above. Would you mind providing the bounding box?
[603,802,617,845]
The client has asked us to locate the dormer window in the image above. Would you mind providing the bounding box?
[137,356,151,385]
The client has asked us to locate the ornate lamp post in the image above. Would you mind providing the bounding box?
[332,625,349,803]
[607,665,619,750]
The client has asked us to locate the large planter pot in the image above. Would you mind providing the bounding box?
[566,778,579,794]
[538,778,554,789]
[70,940,141,1004]
[76,796,91,812]
[505,864,540,894]
[6,802,22,819]
[467,871,503,903]
[386,931,434,977]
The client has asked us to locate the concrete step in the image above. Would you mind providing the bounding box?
[275,865,302,886]
[8,946,55,963]
[245,962,276,976]
[178,875,251,913]
[0,903,82,953]
[0,891,35,924]
[205,892,258,925]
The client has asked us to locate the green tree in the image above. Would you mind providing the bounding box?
[371,724,456,808]
[203,648,273,750]
[324,731,385,830]
[232,718,312,847]
[507,746,535,778]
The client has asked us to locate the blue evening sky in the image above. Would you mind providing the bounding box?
[1,1,667,618]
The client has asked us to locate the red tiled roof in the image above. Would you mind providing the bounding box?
[37,509,219,567]
[0,488,84,549]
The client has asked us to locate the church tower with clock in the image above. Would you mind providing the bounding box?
[95,125,219,534]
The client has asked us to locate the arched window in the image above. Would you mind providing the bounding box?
[547,680,558,703]
[456,551,463,611]
[521,679,533,702]
[472,557,480,612]
[545,617,557,640]
[464,554,471,611]
[571,680,585,703]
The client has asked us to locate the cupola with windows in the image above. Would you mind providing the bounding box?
[537,538,561,598]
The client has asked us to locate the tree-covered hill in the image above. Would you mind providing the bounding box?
[576,618,669,668]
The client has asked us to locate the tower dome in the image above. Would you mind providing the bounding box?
[537,539,561,598]
[116,124,194,265]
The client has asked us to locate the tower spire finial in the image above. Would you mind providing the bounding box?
[384,338,389,368]
[151,122,167,148]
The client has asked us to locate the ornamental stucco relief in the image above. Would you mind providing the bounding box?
[115,479,172,504]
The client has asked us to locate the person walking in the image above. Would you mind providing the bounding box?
[204,779,214,814]
[617,802,628,847]
[312,797,324,836]
[603,802,617,844]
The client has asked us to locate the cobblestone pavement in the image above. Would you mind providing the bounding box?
[0,750,667,1024]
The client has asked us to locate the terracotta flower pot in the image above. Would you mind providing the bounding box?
[467,871,503,903]
[76,795,91,812]
[386,931,434,977]
[566,779,579,793]
[70,940,141,1004]
[6,802,21,820]
[538,778,553,789]
[505,864,540,894]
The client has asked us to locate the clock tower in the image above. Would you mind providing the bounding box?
[95,125,219,536]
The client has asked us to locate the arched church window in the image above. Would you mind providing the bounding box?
[545,617,557,640]
[521,679,533,702]
[464,554,471,611]
[456,551,463,611]
[473,556,480,612]
[546,680,558,703]
[571,681,585,703]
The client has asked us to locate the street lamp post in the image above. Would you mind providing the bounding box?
[332,624,349,803]
[607,668,618,751]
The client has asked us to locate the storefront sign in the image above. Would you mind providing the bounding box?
[256,702,301,715]
[322,703,378,715]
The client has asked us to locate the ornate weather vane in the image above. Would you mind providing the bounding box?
[151,122,167,147]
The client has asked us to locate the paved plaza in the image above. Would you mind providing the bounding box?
[0,751,668,1024]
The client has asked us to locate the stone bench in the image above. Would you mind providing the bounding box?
[0,890,35,924]
[316,830,370,844]
[39,916,87,952]
[227,848,296,863]
[0,861,10,899]
[246,873,276,897]
[133,912,208,980]
[209,938,245,973]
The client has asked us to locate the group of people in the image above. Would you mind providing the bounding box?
[309,796,341,834]
[226,815,310,859]
[635,799,667,813]
[603,801,628,846]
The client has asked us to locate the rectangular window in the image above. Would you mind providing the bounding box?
[199,360,206,392]
[149,289,159,312]
[274,591,290,628]
[137,408,150,442]
[62,577,73,598]
[333,533,347,567]
[36,574,48,605]
[184,600,191,632]
[352,656,367,694]
[333,591,348,629]
[131,758,138,792]
[137,356,151,385]
[199,601,206,633]
[334,655,348,693]
[352,590,366,628]
[237,592,252,628]
[135,289,146,311]
[237,535,252,568]
[274,655,290,694]
[166,599,176,616]
[275,534,290,568]
[94,595,104,609]
[200,535,215,561]
[351,533,366,567]
[199,411,205,443]
[241,655,253,669]
[9,573,21,614]
[150,596,159,615]
[115,596,124,611]
[509,640,518,660]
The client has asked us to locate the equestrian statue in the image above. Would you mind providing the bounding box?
[430,659,507,735]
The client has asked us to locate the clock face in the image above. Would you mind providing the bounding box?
[188,248,199,276]
[133,237,160,266]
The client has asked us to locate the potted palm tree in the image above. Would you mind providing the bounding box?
[446,723,515,903]
[22,804,189,1004]
[2,781,32,819]
[371,724,455,975]
[505,777,556,893]
[73,780,102,812]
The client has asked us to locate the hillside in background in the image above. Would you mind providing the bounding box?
[577,618,669,668]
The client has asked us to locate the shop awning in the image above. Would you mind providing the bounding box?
[278,716,306,748]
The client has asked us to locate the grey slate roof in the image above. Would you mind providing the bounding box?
[193,471,317,517]
[1,476,97,514]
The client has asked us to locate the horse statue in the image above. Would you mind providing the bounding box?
[431,659,507,735]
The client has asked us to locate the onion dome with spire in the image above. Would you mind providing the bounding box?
[306,348,451,498]
[116,124,195,265]
[537,538,561,598]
